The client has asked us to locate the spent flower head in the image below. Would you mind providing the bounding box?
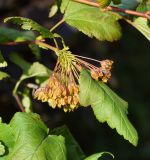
[34,47,113,112]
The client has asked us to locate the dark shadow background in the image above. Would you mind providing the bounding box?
[0,0,150,159]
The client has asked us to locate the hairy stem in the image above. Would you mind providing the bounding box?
[73,0,150,20]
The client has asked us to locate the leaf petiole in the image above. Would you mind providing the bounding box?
[50,18,65,32]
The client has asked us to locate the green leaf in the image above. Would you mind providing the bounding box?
[0,142,5,156]
[29,44,41,60]
[96,0,111,8]
[13,62,51,94]
[132,17,150,41]
[4,17,54,39]
[1,112,67,160]
[112,0,121,5]
[61,0,122,41]
[22,88,33,113]
[0,27,36,43]
[84,152,114,160]
[9,52,31,71]
[0,27,41,59]
[60,0,70,13]
[0,51,7,68]
[0,71,9,81]
[0,123,15,159]
[128,1,150,41]
[136,0,150,13]
[22,95,32,113]
[49,4,59,18]
[51,125,86,160]
[79,70,138,146]
[112,0,139,10]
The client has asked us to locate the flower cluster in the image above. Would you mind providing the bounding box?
[34,48,113,112]
[91,60,113,82]
[34,74,79,112]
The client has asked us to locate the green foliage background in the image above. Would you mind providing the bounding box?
[0,0,150,160]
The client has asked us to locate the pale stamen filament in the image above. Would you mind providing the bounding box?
[74,54,100,63]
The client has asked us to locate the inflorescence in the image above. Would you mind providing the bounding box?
[34,48,113,112]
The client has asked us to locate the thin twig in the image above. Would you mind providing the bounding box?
[13,94,25,112]
[50,18,65,32]
[0,40,58,53]
[34,41,58,53]
[73,0,150,20]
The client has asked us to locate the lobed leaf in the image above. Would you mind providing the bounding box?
[4,17,54,39]
[0,122,15,159]
[0,112,67,160]
[79,70,138,146]
[61,0,122,41]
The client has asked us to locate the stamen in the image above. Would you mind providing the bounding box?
[74,54,101,63]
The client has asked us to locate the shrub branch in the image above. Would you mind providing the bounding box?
[73,0,150,20]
